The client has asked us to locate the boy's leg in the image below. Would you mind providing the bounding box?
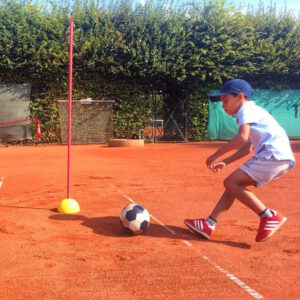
[185,168,286,241]
[222,169,266,215]
[184,170,256,240]
[209,190,240,221]
[221,169,286,242]
[209,170,261,221]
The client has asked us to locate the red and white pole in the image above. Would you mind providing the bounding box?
[57,14,80,214]
[67,14,73,199]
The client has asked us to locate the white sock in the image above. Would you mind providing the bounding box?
[259,208,276,218]
[206,216,217,228]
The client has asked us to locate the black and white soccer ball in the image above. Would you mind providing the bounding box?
[120,204,150,235]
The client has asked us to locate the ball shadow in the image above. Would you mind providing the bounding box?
[49,214,251,249]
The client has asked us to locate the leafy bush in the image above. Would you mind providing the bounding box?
[1,0,300,141]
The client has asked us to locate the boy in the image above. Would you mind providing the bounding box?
[184,79,295,242]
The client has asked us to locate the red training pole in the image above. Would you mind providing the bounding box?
[35,119,41,140]
[67,15,74,199]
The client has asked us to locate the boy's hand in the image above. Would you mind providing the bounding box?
[210,161,226,172]
[206,154,217,168]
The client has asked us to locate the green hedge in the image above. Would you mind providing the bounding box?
[1,0,300,141]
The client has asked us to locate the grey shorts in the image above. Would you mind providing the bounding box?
[240,157,295,186]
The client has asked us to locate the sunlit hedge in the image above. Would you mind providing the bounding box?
[1,0,299,141]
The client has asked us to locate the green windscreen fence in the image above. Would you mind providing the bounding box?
[208,89,300,140]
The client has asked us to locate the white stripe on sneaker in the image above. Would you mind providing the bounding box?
[196,220,201,231]
[264,221,280,230]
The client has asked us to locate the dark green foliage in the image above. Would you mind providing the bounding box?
[1,0,300,141]
[188,88,210,141]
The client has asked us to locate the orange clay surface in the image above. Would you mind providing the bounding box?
[0,141,299,299]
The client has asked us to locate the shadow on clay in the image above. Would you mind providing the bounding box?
[49,214,251,250]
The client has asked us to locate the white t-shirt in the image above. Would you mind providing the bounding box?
[236,101,295,161]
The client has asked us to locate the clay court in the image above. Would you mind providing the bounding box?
[0,141,299,299]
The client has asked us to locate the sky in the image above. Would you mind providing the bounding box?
[231,0,300,12]
[137,0,300,14]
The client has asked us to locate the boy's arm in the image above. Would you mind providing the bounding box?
[209,140,252,172]
[206,123,250,168]
[223,139,252,165]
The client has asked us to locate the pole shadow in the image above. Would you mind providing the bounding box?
[49,214,251,250]
[0,204,55,211]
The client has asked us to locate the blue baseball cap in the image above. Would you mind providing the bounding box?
[209,79,254,102]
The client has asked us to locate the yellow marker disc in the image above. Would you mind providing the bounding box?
[58,198,80,214]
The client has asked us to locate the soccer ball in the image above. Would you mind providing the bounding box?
[120,203,150,235]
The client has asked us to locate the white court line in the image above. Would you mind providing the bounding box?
[0,177,5,190]
[111,184,264,299]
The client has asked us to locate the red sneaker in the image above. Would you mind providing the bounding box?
[184,219,214,240]
[256,212,287,242]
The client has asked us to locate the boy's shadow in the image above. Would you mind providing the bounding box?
[49,213,251,250]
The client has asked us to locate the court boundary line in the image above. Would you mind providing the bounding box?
[111,183,264,300]
[0,177,5,190]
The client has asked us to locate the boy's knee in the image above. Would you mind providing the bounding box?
[224,175,249,191]
[223,177,233,190]
[224,175,243,191]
